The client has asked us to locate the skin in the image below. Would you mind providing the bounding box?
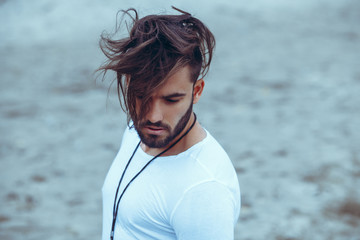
[134,65,207,156]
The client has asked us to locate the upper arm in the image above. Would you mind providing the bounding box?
[170,181,238,240]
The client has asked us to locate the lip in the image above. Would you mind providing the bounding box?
[143,126,166,135]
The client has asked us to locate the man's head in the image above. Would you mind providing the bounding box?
[98,7,215,147]
[134,65,204,148]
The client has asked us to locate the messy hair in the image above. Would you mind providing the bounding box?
[97,6,215,125]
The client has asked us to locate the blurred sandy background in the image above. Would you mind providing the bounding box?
[1,0,360,239]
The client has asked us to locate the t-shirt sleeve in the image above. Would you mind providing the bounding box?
[170,181,237,240]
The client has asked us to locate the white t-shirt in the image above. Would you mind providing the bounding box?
[102,126,241,240]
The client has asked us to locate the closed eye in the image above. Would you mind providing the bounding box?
[162,93,186,103]
[165,98,180,103]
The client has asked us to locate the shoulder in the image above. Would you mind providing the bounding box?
[170,180,239,239]
[176,129,239,189]
[123,124,138,139]
[119,124,140,147]
[197,130,230,161]
[174,129,241,210]
[191,130,237,182]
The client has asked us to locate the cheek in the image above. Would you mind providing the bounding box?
[166,101,191,124]
[164,105,181,121]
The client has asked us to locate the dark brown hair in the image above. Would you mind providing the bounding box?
[97,7,215,124]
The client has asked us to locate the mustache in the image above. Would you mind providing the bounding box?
[139,120,170,131]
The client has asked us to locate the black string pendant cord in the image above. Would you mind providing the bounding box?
[110,113,197,240]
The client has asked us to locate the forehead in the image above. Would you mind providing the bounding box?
[155,65,193,95]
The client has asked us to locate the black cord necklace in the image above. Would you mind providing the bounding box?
[110,113,197,240]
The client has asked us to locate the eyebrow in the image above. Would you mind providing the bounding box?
[162,93,186,99]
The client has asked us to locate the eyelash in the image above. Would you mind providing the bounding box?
[166,99,179,103]
[136,96,180,104]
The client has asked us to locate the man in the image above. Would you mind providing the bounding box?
[98,7,240,240]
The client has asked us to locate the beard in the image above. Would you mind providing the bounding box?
[134,103,193,149]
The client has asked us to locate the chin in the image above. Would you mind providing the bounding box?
[142,134,172,149]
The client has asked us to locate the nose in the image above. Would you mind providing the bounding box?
[146,100,163,123]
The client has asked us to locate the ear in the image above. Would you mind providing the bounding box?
[193,79,205,104]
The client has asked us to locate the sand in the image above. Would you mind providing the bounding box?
[1,0,359,239]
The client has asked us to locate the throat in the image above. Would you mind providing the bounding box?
[140,143,164,156]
